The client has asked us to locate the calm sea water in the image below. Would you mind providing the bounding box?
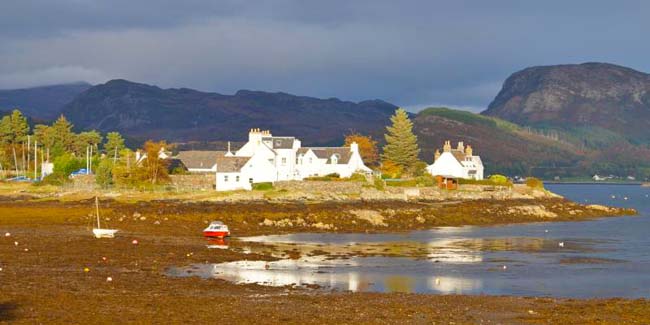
[169,184,650,298]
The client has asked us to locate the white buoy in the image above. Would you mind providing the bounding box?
[132,239,139,245]
[544,229,549,233]
[624,197,629,201]
[435,278,441,285]
[558,242,565,247]
[106,276,113,282]
[502,265,507,270]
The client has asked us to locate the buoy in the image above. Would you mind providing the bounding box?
[106,276,113,282]
[502,265,507,270]
[544,229,549,233]
[84,267,90,272]
[4,232,10,237]
[624,197,629,201]
[558,242,565,247]
[132,239,139,245]
[23,248,29,252]
[435,278,441,285]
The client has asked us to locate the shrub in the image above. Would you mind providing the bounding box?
[385,179,417,187]
[380,160,402,179]
[459,177,513,187]
[348,173,367,182]
[373,177,385,190]
[415,174,436,187]
[95,160,114,188]
[252,182,273,191]
[53,153,85,176]
[489,174,509,184]
[525,177,544,189]
[40,172,68,186]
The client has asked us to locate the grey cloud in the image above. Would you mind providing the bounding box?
[1,0,649,111]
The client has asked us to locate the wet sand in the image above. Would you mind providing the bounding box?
[1,198,648,324]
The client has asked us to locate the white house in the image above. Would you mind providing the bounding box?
[426,141,484,180]
[178,128,372,191]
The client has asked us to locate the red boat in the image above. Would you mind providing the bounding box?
[203,221,230,238]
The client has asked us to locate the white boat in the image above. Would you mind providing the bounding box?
[92,197,118,239]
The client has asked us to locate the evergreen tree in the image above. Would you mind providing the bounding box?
[50,115,75,155]
[381,108,420,172]
[104,132,126,160]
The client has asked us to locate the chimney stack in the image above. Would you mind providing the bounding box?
[443,140,452,152]
[434,149,441,161]
[457,141,464,152]
[465,145,473,156]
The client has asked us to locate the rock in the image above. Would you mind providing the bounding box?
[349,210,387,227]
[416,216,426,223]
[133,212,141,218]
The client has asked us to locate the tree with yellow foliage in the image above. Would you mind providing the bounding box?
[344,132,379,167]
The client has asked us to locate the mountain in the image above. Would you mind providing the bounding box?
[483,62,650,145]
[0,82,92,119]
[413,107,582,177]
[62,79,397,146]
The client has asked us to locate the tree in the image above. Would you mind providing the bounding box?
[74,130,102,155]
[50,115,75,156]
[138,140,169,184]
[95,159,114,188]
[344,133,379,167]
[104,132,126,160]
[381,108,420,173]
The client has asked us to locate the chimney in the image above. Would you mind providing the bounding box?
[443,140,452,152]
[350,142,359,153]
[457,141,464,152]
[249,128,263,144]
[465,145,473,156]
[434,149,441,161]
[135,150,142,162]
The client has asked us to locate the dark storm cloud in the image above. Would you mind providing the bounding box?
[1,0,649,112]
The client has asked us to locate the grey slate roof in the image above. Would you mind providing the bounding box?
[262,137,296,149]
[215,156,250,172]
[176,151,227,169]
[307,147,352,164]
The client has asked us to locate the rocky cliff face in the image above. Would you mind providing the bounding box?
[483,63,650,142]
[62,79,397,145]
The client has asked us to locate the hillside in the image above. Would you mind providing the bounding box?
[62,79,397,145]
[0,82,92,119]
[413,107,583,177]
[483,62,650,145]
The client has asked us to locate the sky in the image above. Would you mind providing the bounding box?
[1,1,649,112]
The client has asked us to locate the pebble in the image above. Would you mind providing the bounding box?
[132,239,139,245]
[0,267,3,271]
[4,232,10,237]
[102,256,107,261]
[106,277,113,282]
[84,267,90,272]
[14,241,18,246]
[154,220,160,225]
[23,248,29,252]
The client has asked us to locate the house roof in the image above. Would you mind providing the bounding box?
[176,151,227,169]
[307,147,352,164]
[262,136,296,149]
[215,156,250,172]
[450,150,466,162]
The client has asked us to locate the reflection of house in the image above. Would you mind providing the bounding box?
[176,129,372,191]
[426,141,484,180]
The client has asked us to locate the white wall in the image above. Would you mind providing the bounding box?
[215,172,248,191]
[427,152,466,178]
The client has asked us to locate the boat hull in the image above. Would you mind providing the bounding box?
[93,228,118,239]
[203,231,230,238]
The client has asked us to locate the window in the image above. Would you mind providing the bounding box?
[281,157,287,165]
[224,175,229,182]
[249,178,254,184]
[236,175,240,182]
[309,158,313,164]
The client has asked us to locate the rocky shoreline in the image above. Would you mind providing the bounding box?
[0,192,643,324]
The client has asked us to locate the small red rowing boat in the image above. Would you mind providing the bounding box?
[203,221,230,238]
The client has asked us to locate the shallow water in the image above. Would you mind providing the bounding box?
[168,184,650,298]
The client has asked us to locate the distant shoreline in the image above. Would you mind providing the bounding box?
[543,181,643,186]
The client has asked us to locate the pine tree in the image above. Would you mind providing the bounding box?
[381,108,420,172]
[104,132,126,160]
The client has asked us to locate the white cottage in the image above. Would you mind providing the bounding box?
[178,128,373,191]
[426,141,484,180]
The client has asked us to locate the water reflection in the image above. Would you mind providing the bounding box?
[168,184,650,298]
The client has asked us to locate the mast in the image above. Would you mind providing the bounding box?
[95,197,101,229]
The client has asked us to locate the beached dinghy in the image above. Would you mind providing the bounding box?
[92,197,118,239]
[203,221,230,238]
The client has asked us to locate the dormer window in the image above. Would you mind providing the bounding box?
[331,154,340,164]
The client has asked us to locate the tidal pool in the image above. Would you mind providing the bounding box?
[168,184,650,298]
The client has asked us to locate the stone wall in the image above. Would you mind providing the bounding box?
[169,174,215,191]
